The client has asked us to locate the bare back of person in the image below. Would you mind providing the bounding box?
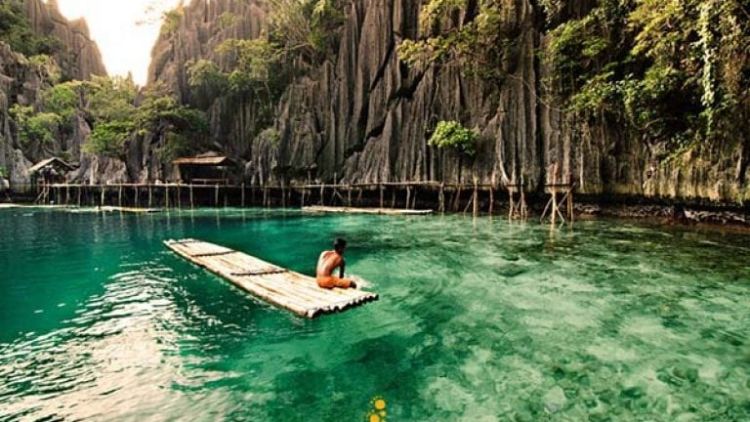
[316,239,357,289]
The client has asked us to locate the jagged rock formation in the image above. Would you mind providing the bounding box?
[0,44,35,185]
[149,0,267,152]
[23,0,106,80]
[0,0,107,187]
[148,0,749,205]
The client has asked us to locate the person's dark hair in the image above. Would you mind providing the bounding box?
[333,238,347,252]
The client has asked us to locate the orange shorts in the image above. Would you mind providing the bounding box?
[316,275,353,289]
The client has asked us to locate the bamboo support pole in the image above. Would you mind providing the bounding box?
[118,185,123,208]
[148,185,153,208]
[439,183,445,213]
[100,186,105,207]
[567,187,574,223]
[134,186,139,208]
[190,185,194,209]
[77,186,82,207]
[472,178,479,217]
[347,186,352,207]
[551,164,559,225]
[241,183,245,208]
[332,173,338,205]
[65,185,70,205]
[489,186,494,215]
[405,186,411,210]
[215,184,220,207]
[379,184,384,209]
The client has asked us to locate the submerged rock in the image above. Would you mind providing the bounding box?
[543,385,567,413]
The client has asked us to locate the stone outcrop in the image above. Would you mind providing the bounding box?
[0,42,43,185]
[23,0,106,80]
[148,0,749,206]
[148,0,268,163]
[0,0,107,187]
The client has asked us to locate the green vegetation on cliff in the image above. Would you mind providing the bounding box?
[401,0,750,160]
[428,121,478,158]
[9,69,208,160]
[0,0,59,56]
[547,0,750,154]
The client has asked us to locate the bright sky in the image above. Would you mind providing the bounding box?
[56,0,181,85]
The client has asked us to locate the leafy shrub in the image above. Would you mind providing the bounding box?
[428,121,478,157]
[186,59,228,106]
[160,8,183,36]
[86,120,134,157]
[10,105,62,146]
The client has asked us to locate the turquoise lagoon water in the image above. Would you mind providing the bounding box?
[0,208,749,421]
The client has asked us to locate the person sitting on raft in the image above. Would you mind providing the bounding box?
[316,238,357,289]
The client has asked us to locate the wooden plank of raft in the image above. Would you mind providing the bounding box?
[192,251,239,258]
[164,239,378,318]
[231,269,288,276]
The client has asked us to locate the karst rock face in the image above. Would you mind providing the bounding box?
[23,0,107,80]
[0,0,108,186]
[150,0,749,205]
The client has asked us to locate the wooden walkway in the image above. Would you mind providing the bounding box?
[164,239,378,318]
[302,206,433,215]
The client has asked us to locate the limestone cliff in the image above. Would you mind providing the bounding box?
[148,0,749,206]
[23,0,106,80]
[0,0,107,186]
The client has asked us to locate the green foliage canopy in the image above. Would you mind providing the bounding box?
[160,7,184,36]
[397,0,508,82]
[267,0,346,63]
[546,0,750,151]
[428,121,478,157]
[10,104,61,147]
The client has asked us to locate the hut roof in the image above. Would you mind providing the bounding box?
[28,157,75,174]
[172,154,233,166]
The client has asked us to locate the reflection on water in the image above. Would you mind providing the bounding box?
[1,208,749,421]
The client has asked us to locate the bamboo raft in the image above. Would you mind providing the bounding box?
[302,206,433,215]
[164,239,379,318]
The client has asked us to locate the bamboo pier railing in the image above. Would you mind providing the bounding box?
[34,178,576,223]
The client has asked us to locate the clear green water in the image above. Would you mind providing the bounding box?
[1,208,749,421]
